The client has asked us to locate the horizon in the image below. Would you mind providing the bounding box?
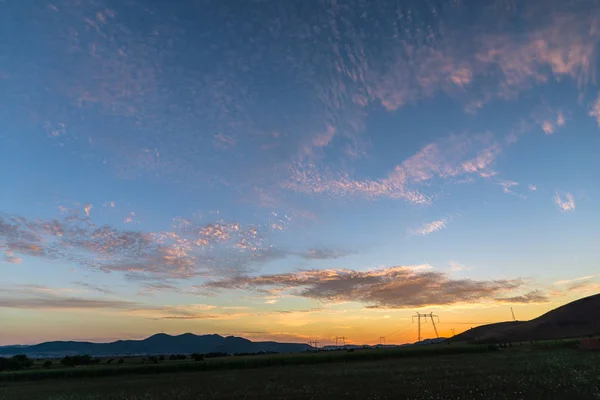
[2,0,600,347]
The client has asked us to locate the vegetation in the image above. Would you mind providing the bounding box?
[1,347,599,399]
[0,355,33,371]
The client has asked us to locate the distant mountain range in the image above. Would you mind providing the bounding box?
[452,293,600,343]
[0,333,312,357]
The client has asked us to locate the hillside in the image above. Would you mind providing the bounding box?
[453,293,600,343]
[0,333,312,357]
[452,321,525,342]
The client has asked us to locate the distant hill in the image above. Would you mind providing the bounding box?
[453,293,600,343]
[0,333,312,357]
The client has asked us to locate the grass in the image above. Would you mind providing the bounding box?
[1,344,599,399]
[0,344,495,382]
[1,347,599,399]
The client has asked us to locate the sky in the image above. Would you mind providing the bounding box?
[1,0,600,346]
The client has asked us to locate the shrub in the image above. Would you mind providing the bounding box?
[191,353,204,361]
[43,360,52,369]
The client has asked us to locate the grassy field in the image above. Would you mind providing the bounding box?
[1,345,600,399]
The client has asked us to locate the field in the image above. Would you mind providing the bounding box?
[2,342,600,399]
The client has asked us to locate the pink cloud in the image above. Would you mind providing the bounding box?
[554,192,575,212]
[410,218,448,236]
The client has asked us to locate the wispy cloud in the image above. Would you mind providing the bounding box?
[213,133,237,149]
[495,290,549,304]
[528,184,537,192]
[2,250,22,264]
[201,265,532,309]
[410,218,448,236]
[71,281,115,295]
[554,192,575,212]
[554,275,596,286]
[300,249,354,260]
[284,132,502,206]
[590,94,600,126]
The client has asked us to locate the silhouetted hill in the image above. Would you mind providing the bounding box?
[451,321,526,342]
[452,293,600,343]
[0,333,312,357]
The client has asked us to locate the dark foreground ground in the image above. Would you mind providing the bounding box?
[2,348,600,399]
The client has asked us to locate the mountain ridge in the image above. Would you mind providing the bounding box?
[0,333,312,357]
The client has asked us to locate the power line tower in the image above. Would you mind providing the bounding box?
[335,336,346,347]
[412,313,428,342]
[308,340,320,349]
[450,328,455,337]
[511,307,516,321]
[379,336,386,345]
[339,336,347,346]
[428,313,440,339]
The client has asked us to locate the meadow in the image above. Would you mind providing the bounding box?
[1,341,600,399]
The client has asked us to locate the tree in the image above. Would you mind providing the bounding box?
[117,358,124,364]
[43,360,52,369]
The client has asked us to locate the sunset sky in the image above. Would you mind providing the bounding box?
[1,0,600,346]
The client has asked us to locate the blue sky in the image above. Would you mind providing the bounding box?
[1,0,600,345]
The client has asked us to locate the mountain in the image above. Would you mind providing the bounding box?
[452,293,600,343]
[0,333,312,357]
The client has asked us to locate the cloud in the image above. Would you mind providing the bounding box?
[554,192,575,212]
[311,126,336,149]
[528,184,537,192]
[0,212,283,282]
[0,297,138,310]
[541,121,554,134]
[213,133,237,149]
[495,290,549,304]
[284,132,501,205]
[410,218,448,236]
[449,261,470,272]
[84,204,93,217]
[71,281,115,295]
[554,275,596,285]
[590,95,600,126]
[202,265,529,309]
[300,249,354,260]
[2,250,22,264]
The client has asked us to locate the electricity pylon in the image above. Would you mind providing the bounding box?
[511,307,516,321]
[412,313,428,342]
[379,336,386,345]
[428,313,440,339]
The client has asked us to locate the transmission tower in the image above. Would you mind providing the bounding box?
[379,336,386,345]
[450,328,455,337]
[412,313,428,342]
[335,336,346,347]
[511,307,516,321]
[428,313,440,339]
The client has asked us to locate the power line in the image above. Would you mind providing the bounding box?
[383,321,413,338]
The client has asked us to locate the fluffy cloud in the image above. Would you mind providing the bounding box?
[202,266,533,309]
[554,192,575,212]
[0,212,281,281]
